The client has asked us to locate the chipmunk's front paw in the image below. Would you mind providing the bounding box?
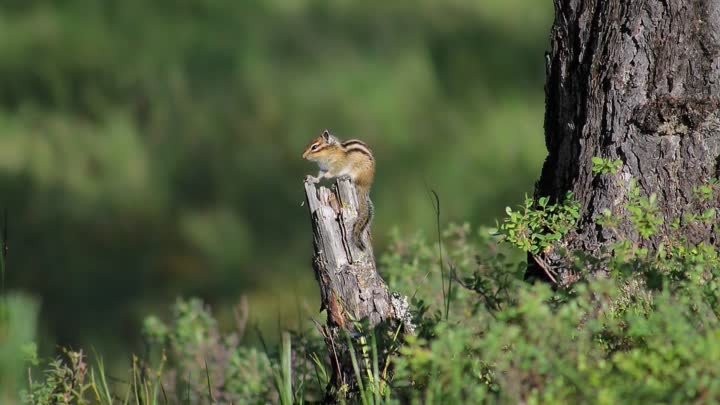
[338,175,353,182]
[305,175,320,184]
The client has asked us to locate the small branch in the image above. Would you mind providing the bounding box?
[532,254,558,284]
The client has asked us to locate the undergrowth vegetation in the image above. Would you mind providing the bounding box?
[14,174,720,404]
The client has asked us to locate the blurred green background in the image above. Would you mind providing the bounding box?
[0,0,551,380]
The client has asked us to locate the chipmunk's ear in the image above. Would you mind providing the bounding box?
[322,129,338,144]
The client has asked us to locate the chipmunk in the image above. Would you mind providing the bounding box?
[302,129,375,251]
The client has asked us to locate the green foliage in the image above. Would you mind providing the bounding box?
[498,193,580,254]
[22,349,93,405]
[142,298,275,404]
[0,294,39,404]
[387,230,720,404]
[627,183,664,239]
[591,156,623,175]
[22,348,169,405]
[692,179,719,202]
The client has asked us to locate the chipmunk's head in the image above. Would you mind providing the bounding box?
[302,129,340,161]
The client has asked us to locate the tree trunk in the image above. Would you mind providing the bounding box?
[304,178,413,404]
[531,0,720,281]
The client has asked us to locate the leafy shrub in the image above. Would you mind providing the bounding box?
[591,157,623,175]
[498,193,580,255]
[142,298,275,405]
[1,294,39,404]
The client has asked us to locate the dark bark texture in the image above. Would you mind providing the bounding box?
[533,0,720,280]
[304,178,412,403]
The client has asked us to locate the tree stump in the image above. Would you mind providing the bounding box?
[303,178,413,403]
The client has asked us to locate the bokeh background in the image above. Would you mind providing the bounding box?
[0,0,552,396]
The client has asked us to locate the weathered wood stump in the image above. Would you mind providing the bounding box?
[304,178,413,403]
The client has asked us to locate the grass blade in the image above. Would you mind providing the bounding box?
[345,333,369,405]
[204,358,215,404]
[282,332,293,405]
[371,332,380,404]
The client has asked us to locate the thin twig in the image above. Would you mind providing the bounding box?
[233,296,249,340]
[429,190,452,320]
[532,254,558,284]
[326,328,342,387]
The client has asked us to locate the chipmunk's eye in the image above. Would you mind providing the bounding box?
[311,143,319,151]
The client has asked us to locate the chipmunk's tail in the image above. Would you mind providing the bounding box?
[353,189,374,251]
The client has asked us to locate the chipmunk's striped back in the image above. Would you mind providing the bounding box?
[341,139,374,161]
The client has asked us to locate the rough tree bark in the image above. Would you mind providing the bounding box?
[531,0,720,281]
[304,178,413,404]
